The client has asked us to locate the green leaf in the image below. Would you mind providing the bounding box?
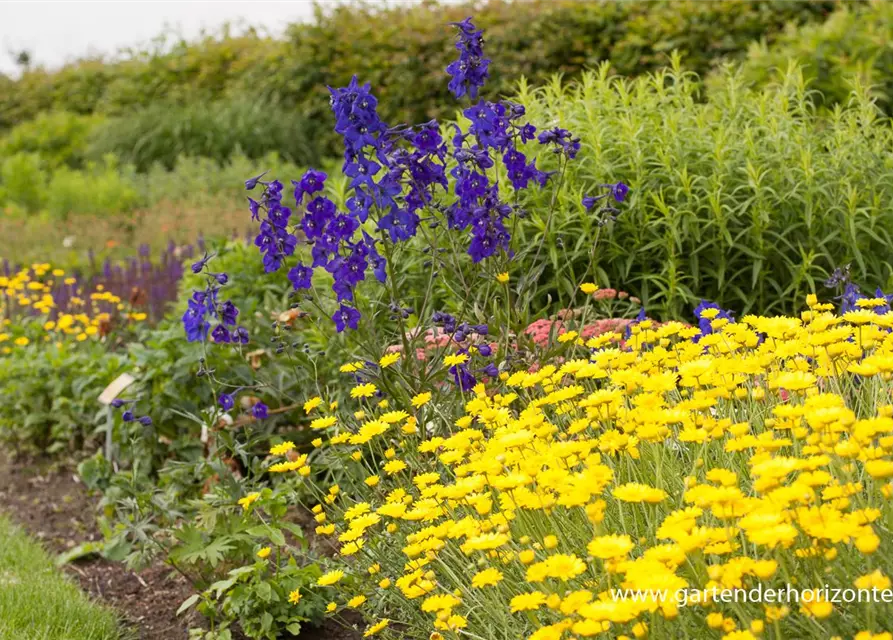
[177,594,200,616]
[228,565,256,578]
[256,580,273,602]
[178,535,235,569]
[209,578,236,598]
[55,541,104,567]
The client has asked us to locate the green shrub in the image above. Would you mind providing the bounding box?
[512,60,893,319]
[729,1,893,113]
[0,152,45,212]
[0,152,142,220]
[0,111,104,168]
[0,0,839,159]
[0,150,137,219]
[45,155,142,218]
[86,99,319,171]
[138,151,316,206]
[260,0,839,152]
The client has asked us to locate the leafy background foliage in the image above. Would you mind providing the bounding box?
[85,99,319,172]
[727,0,893,113]
[0,0,840,154]
[0,340,126,454]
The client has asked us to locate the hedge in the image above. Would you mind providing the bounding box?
[0,0,842,158]
[728,0,893,113]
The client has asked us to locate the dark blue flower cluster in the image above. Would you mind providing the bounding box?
[447,100,553,262]
[243,17,604,331]
[247,162,385,333]
[837,284,893,315]
[537,127,581,160]
[431,310,500,390]
[432,310,489,344]
[249,177,298,273]
[839,282,864,313]
[824,264,851,289]
[823,265,893,315]
[182,254,249,344]
[110,398,152,426]
[243,75,399,332]
[446,17,490,100]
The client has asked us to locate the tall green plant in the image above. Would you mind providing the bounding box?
[512,60,893,319]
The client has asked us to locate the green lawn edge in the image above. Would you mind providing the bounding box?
[0,516,122,640]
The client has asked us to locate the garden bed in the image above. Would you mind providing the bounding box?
[0,455,197,639]
[0,456,359,639]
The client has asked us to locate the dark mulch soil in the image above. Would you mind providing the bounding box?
[0,455,361,640]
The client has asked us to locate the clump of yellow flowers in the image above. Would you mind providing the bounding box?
[0,263,146,354]
[265,295,893,639]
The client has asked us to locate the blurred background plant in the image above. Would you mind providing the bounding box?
[0,151,311,267]
[724,0,893,113]
[0,0,840,133]
[85,99,319,172]
[0,110,104,169]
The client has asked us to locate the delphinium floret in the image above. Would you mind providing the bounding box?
[110,398,152,426]
[581,181,630,226]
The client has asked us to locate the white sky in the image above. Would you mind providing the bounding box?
[0,0,428,76]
